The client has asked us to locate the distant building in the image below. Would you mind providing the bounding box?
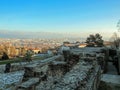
[33,49,40,54]
[64,43,79,48]
[15,47,26,56]
[15,48,20,56]
[78,43,87,48]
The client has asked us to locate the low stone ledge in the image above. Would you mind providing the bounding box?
[18,78,39,89]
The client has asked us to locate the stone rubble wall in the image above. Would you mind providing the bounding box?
[35,61,68,90]
[0,62,27,73]
[35,58,101,90]
[0,71,24,90]
[17,55,63,90]
[53,60,101,90]
[0,48,104,90]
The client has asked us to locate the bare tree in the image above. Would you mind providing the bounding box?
[110,20,120,48]
[116,20,120,48]
[117,19,120,32]
[111,32,120,48]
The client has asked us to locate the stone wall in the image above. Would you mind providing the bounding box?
[0,65,5,73]
[0,71,24,90]
[35,54,101,90]
[53,60,101,90]
[0,49,103,90]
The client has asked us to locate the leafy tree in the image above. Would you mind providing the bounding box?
[86,34,96,47]
[86,33,104,47]
[117,19,120,32]
[25,50,34,62]
[2,52,9,60]
[38,51,41,54]
[95,33,104,47]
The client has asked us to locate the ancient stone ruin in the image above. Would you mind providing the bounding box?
[0,47,111,90]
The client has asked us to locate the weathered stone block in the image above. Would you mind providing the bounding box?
[18,78,39,90]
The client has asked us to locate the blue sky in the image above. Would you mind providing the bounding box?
[0,0,120,37]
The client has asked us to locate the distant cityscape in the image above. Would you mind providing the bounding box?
[0,36,112,59]
[0,38,62,58]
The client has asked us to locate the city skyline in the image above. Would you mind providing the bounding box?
[0,0,120,38]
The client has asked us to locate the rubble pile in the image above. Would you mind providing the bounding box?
[53,59,101,90]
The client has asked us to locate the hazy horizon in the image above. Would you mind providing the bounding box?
[0,30,113,41]
[0,0,120,39]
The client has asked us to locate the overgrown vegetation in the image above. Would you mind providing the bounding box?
[24,50,34,62]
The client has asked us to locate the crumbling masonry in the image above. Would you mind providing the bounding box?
[0,47,108,90]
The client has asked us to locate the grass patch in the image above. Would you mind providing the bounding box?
[0,57,23,65]
[0,55,52,65]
